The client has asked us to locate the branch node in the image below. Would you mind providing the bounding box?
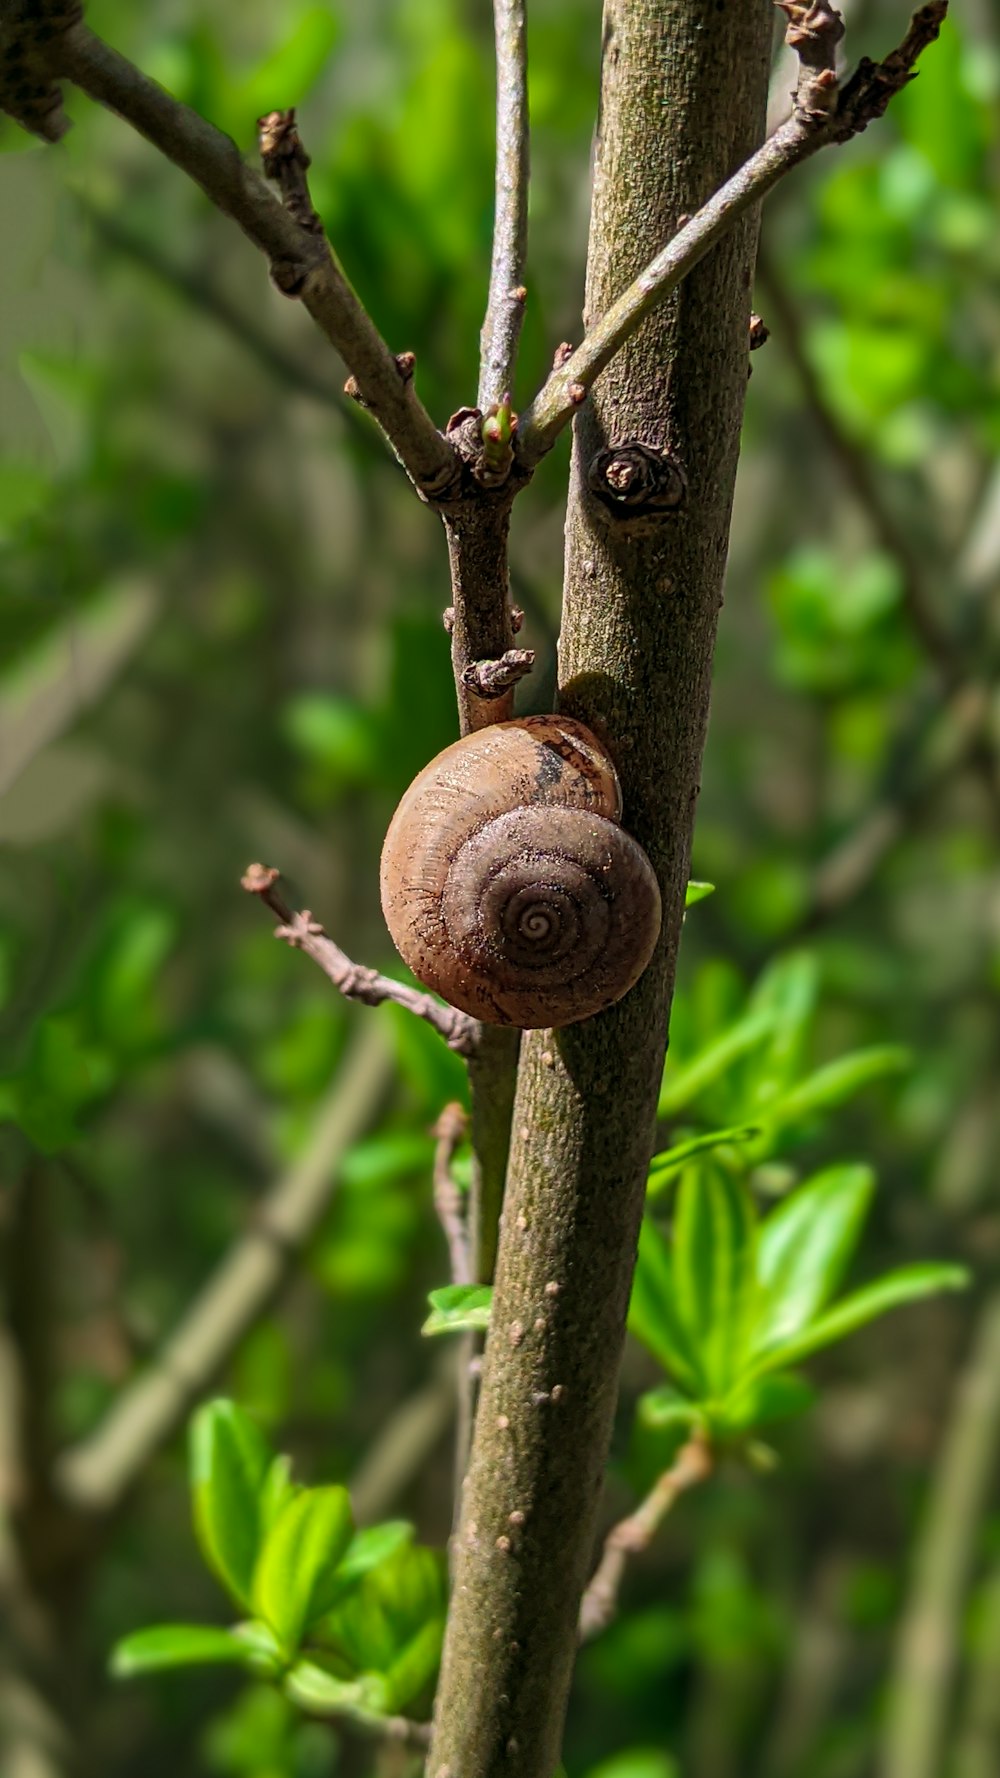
[461,650,535,698]
[258,107,324,234]
[395,349,417,382]
[552,342,574,370]
[587,443,687,522]
[749,312,771,350]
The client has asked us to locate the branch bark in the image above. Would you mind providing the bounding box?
[427,6,773,1772]
[478,0,530,411]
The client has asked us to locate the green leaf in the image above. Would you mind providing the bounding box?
[422,1283,493,1336]
[752,1165,875,1355]
[636,1386,707,1433]
[381,1616,444,1712]
[746,1264,969,1379]
[190,1401,274,1609]
[685,881,715,908]
[672,1167,757,1395]
[253,1486,354,1655]
[284,1658,386,1717]
[258,1454,300,1538]
[317,1545,446,1696]
[658,1010,778,1118]
[762,1046,910,1132]
[745,951,820,1104]
[628,1218,705,1395]
[337,1522,414,1589]
[647,1125,759,1199]
[110,1625,258,1678]
[718,1372,817,1432]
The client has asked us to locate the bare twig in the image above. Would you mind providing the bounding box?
[257,108,323,236]
[241,864,481,1058]
[432,1104,473,1288]
[516,1,948,466]
[26,19,461,498]
[579,1435,712,1642]
[880,1294,1000,1778]
[479,0,530,410]
[53,1022,392,1515]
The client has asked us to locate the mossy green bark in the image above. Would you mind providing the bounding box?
[429,5,772,1773]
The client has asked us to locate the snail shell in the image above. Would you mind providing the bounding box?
[379,716,661,1029]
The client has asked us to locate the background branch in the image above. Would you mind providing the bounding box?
[880,1293,1000,1778]
[478,0,530,411]
[41,21,461,498]
[579,1435,712,1642]
[53,1022,392,1516]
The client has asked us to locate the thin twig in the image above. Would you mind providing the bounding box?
[32,20,460,499]
[880,1293,1000,1778]
[578,1435,712,1642]
[479,0,529,411]
[516,1,948,467]
[241,865,481,1058]
[432,1104,473,1287]
[53,1022,392,1515]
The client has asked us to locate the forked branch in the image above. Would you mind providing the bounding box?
[516,0,948,466]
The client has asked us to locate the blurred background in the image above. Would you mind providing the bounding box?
[1,1,999,1775]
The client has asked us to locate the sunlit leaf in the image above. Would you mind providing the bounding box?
[752,1164,875,1355]
[190,1401,274,1610]
[658,1010,778,1118]
[422,1284,493,1336]
[672,1167,757,1395]
[629,1218,704,1396]
[647,1125,759,1199]
[745,1264,969,1379]
[253,1486,354,1654]
[110,1625,259,1678]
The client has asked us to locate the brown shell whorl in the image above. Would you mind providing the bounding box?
[379,716,661,1029]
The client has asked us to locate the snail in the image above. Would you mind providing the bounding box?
[379,716,661,1029]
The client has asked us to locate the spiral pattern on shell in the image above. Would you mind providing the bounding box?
[379,717,661,1029]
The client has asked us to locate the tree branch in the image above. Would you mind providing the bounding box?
[880,1293,1000,1778]
[578,1434,712,1642]
[241,864,481,1059]
[428,3,774,1769]
[515,1,948,468]
[479,0,530,411]
[25,16,461,498]
[53,1022,392,1516]
[432,1104,473,1288]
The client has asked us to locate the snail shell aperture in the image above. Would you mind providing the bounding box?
[379,716,662,1029]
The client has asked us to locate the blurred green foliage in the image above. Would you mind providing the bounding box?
[1,2,998,1776]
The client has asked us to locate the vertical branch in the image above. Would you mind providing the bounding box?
[428,4,773,1773]
[479,0,530,411]
[880,1293,1000,1778]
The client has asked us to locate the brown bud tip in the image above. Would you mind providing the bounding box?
[676,212,691,229]
[343,374,362,401]
[567,382,587,407]
[509,606,525,633]
[553,342,574,370]
[242,863,280,895]
[394,350,416,381]
[442,605,455,634]
[513,285,528,303]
